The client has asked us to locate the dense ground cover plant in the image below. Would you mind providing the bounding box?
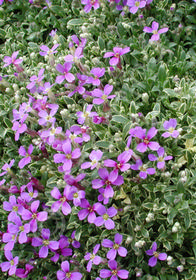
[0,0,196,279]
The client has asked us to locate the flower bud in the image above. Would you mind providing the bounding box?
[177,265,184,272]
[142,92,149,103]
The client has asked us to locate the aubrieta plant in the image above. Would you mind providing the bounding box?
[1,0,196,279]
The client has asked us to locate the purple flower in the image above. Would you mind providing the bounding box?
[78,199,104,223]
[32,228,59,258]
[3,195,24,221]
[0,159,15,177]
[81,0,100,13]
[15,264,34,279]
[72,187,85,207]
[143,21,168,41]
[64,46,84,63]
[56,62,75,84]
[53,141,81,172]
[0,251,19,276]
[162,118,179,138]
[21,200,48,232]
[51,235,72,262]
[49,29,57,37]
[84,244,102,272]
[104,150,132,175]
[148,147,173,169]
[81,149,103,170]
[3,51,23,69]
[39,44,59,56]
[94,206,117,230]
[86,67,105,86]
[76,104,97,125]
[127,0,146,14]
[26,68,45,93]
[51,186,73,215]
[92,168,124,198]
[8,216,30,244]
[64,231,81,249]
[100,260,129,279]
[135,127,160,153]
[57,260,82,280]
[130,159,156,179]
[104,47,130,67]
[18,145,33,169]
[146,242,167,267]
[102,233,127,260]
[92,84,116,105]
[3,224,18,251]
[12,121,27,141]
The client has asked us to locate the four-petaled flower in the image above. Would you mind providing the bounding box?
[57,260,82,280]
[100,260,129,280]
[145,242,167,267]
[102,233,127,260]
[162,118,179,138]
[92,84,116,105]
[104,47,130,67]
[148,147,173,169]
[84,244,102,272]
[0,251,19,276]
[18,145,33,169]
[135,127,160,153]
[143,21,168,41]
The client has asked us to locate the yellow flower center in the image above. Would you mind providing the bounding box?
[68,238,73,243]
[66,154,72,160]
[112,269,118,276]
[51,128,56,134]
[103,214,109,220]
[143,137,149,144]
[19,226,24,232]
[60,197,66,202]
[12,234,16,241]
[135,1,140,7]
[168,127,174,133]
[153,30,158,34]
[83,112,89,118]
[158,156,164,162]
[32,213,37,219]
[66,272,71,278]
[10,260,14,266]
[43,240,50,246]
[29,192,34,197]
[13,206,18,212]
[73,193,78,198]
[102,94,108,101]
[70,134,76,141]
[91,159,97,165]
[113,243,120,250]
[153,251,159,258]
[139,165,146,172]
[90,254,95,260]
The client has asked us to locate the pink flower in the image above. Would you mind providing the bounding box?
[92,84,116,105]
[162,118,179,138]
[0,251,19,276]
[134,127,160,153]
[148,147,173,169]
[146,242,167,267]
[84,244,102,272]
[57,260,82,280]
[81,0,100,13]
[94,206,117,230]
[55,62,75,84]
[104,47,130,66]
[100,260,129,279]
[130,159,156,179]
[102,233,127,260]
[143,21,168,41]
[18,145,33,169]
[127,0,146,14]
[81,149,103,170]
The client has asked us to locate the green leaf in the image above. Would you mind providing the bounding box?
[67,18,85,28]
[4,117,13,128]
[0,28,6,38]
[158,64,167,83]
[112,115,129,124]
[98,36,105,50]
[95,140,110,149]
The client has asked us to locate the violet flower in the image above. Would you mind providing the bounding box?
[8,216,30,244]
[127,0,146,14]
[104,47,130,67]
[94,206,117,230]
[148,147,173,169]
[143,21,168,41]
[81,149,103,170]
[102,233,127,260]
[15,264,34,279]
[39,44,59,57]
[146,242,167,267]
[0,159,15,177]
[56,62,75,84]
[81,0,100,13]
[86,67,105,86]
[57,260,82,280]
[76,104,98,125]
[12,121,27,141]
[26,68,45,93]
[72,187,85,207]
[100,260,129,280]
[135,127,160,153]
[3,195,24,221]
[64,46,83,63]
[104,150,132,175]
[32,228,59,258]
[50,235,72,262]
[21,200,48,232]
[51,186,73,216]
[3,225,18,251]
[78,199,104,223]
[162,118,179,138]
[130,159,156,179]
[18,145,33,169]
[0,251,19,276]
[92,168,124,198]
[84,244,102,272]
[92,84,116,105]
[53,141,81,172]
[3,51,23,72]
